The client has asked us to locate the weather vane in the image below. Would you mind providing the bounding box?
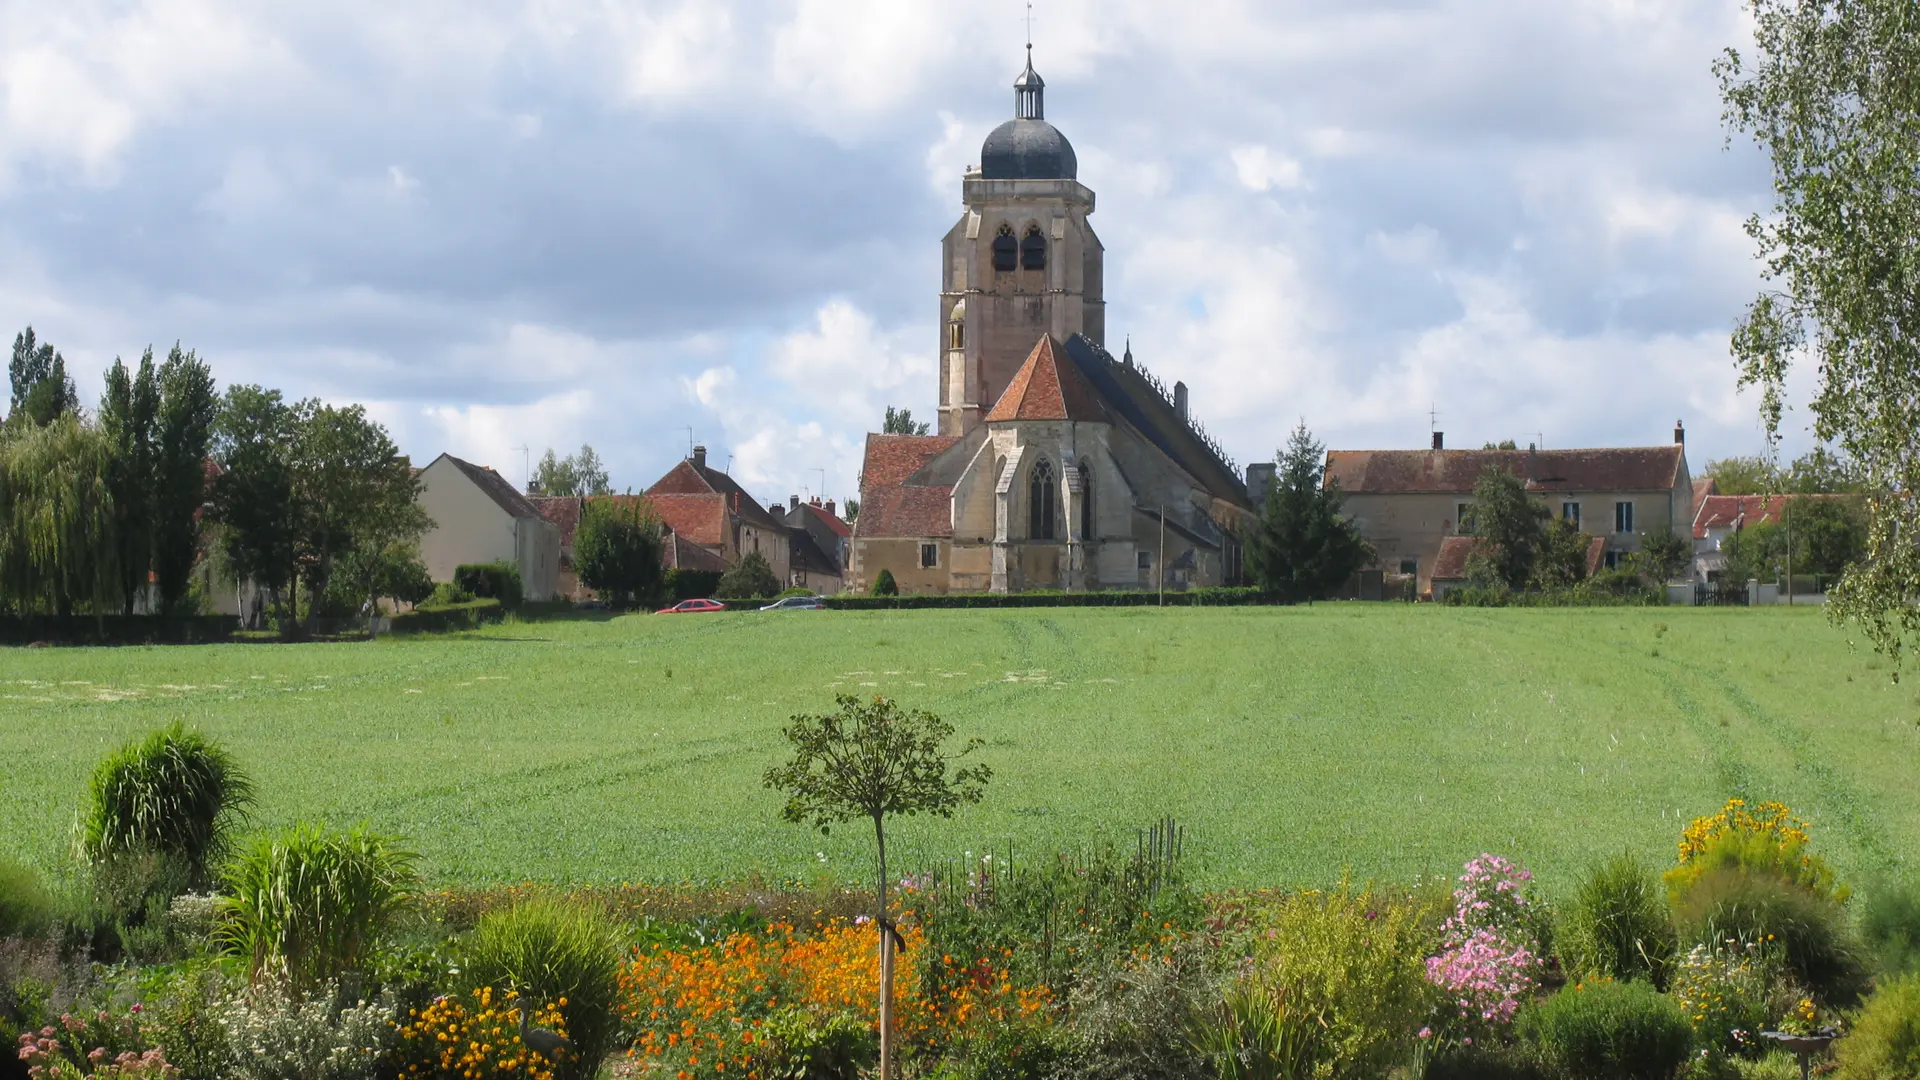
[1026,1,1034,50]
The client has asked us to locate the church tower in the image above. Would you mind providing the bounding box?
[938,49,1105,436]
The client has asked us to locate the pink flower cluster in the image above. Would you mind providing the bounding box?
[1425,854,1543,1033]
[15,1014,175,1080]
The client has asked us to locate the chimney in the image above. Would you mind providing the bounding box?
[825,498,836,517]
[1528,442,1537,482]
[691,445,707,467]
[790,495,800,510]
[770,503,783,518]
[1674,419,1686,445]
[1174,381,1189,421]
[1432,431,1445,451]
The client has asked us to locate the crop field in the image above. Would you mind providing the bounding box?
[2,605,1915,893]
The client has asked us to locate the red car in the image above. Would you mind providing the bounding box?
[655,598,727,614]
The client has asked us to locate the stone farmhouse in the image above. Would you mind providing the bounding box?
[1325,424,1695,597]
[852,52,1256,594]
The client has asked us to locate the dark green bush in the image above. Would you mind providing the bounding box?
[0,856,54,938]
[871,568,899,596]
[83,723,254,892]
[1673,868,1868,1006]
[454,561,524,608]
[1860,877,1920,977]
[828,586,1273,610]
[664,568,724,601]
[424,581,474,606]
[1045,937,1216,1080]
[1518,979,1694,1080]
[461,896,623,1080]
[1833,972,1920,1080]
[1423,1043,1556,1080]
[388,598,504,634]
[1562,852,1677,988]
[716,552,781,599]
[758,1006,876,1080]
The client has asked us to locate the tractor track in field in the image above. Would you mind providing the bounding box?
[357,734,747,818]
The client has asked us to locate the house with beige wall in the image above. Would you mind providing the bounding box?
[643,447,792,586]
[1325,426,1693,597]
[417,453,562,602]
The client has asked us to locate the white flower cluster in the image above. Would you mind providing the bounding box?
[218,982,397,1080]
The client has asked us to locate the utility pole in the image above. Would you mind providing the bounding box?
[1784,497,1794,606]
[1158,505,1166,606]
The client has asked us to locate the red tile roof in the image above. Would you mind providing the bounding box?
[855,434,962,539]
[648,457,786,533]
[1585,534,1608,577]
[802,502,851,539]
[984,335,1106,423]
[1431,536,1482,581]
[649,493,728,547]
[1691,493,1850,539]
[529,495,584,551]
[1325,446,1684,495]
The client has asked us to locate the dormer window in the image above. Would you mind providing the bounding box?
[1021,226,1047,271]
[992,225,1018,272]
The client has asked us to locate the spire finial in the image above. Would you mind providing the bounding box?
[1026,1,1034,51]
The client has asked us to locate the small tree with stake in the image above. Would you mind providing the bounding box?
[763,695,991,1080]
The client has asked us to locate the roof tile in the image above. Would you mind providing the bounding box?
[985,335,1106,423]
[1325,446,1684,495]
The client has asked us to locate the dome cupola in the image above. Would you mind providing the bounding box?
[980,48,1077,181]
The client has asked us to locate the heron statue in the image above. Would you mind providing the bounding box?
[512,985,574,1063]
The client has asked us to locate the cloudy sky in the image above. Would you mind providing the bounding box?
[1,0,1807,505]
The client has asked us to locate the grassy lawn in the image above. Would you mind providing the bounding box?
[2,605,1914,893]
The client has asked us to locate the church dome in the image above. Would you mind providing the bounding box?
[980,119,1077,180]
[980,49,1077,181]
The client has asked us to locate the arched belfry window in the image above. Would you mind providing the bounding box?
[1030,458,1056,540]
[948,298,966,350]
[992,225,1018,272]
[1021,226,1047,271]
[1078,463,1092,539]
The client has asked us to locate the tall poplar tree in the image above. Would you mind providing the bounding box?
[153,345,218,618]
[100,350,161,614]
[1718,0,1920,666]
[8,327,79,428]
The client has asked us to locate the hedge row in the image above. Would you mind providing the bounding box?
[823,586,1278,610]
[0,615,241,646]
[387,598,506,633]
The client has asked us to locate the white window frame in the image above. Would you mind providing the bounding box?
[1562,501,1581,527]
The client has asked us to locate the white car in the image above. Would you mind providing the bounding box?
[759,595,826,611]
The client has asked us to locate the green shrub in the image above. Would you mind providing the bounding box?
[1044,937,1216,1080]
[1192,881,1439,1080]
[453,561,524,607]
[388,597,504,634]
[424,581,473,606]
[219,824,419,990]
[1832,972,1920,1080]
[758,1006,876,1079]
[133,957,239,1080]
[1666,828,1846,908]
[1562,852,1677,988]
[1673,868,1868,1006]
[872,568,899,596]
[1860,877,1920,977]
[664,568,723,602]
[0,855,54,937]
[460,896,624,1080]
[717,551,781,599]
[777,585,817,599]
[1519,979,1694,1080]
[1670,942,1774,1057]
[82,723,254,892]
[1422,1042,1556,1080]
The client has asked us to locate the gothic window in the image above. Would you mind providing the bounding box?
[949,321,964,350]
[1029,458,1056,540]
[1078,463,1092,539]
[1021,226,1047,271]
[992,225,1018,272]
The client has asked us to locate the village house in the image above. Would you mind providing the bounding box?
[1690,490,1851,584]
[1324,424,1694,598]
[851,54,1255,593]
[416,453,562,601]
[776,497,850,595]
[643,446,792,585]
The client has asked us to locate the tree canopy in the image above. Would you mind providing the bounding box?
[1465,465,1550,590]
[532,444,612,497]
[1717,0,1920,664]
[1246,422,1371,598]
[717,550,780,599]
[8,327,79,429]
[574,496,664,607]
[882,407,930,436]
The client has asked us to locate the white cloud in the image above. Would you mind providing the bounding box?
[1230,145,1304,192]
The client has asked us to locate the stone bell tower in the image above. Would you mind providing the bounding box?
[937,48,1106,436]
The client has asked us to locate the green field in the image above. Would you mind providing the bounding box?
[2,606,1914,893]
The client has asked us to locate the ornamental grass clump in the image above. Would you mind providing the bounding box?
[1425,854,1546,1039]
[460,897,622,1080]
[82,724,253,891]
[1561,852,1676,989]
[1193,881,1438,1080]
[217,824,418,991]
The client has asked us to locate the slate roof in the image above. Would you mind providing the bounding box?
[790,528,842,577]
[1324,446,1684,496]
[855,434,963,539]
[432,453,543,519]
[663,530,728,573]
[1060,335,1249,508]
[985,335,1106,423]
[648,457,786,533]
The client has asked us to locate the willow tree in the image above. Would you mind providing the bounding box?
[1717,0,1920,668]
[0,414,119,616]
